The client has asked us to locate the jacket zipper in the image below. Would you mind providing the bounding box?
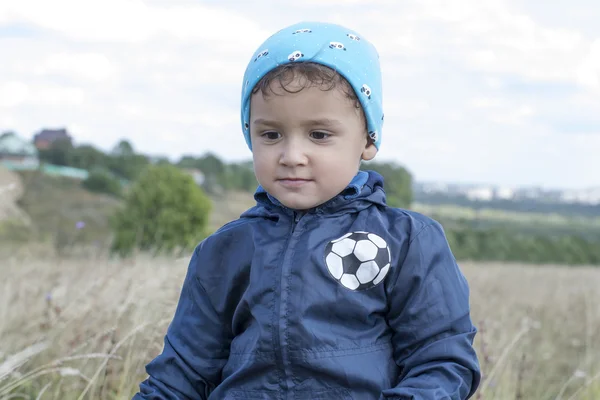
[277,211,302,397]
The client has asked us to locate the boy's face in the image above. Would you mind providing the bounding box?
[250,75,377,211]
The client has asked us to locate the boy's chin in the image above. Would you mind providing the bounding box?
[278,196,329,212]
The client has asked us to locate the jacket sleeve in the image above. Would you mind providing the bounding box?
[380,221,481,400]
[133,243,232,399]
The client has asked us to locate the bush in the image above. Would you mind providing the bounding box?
[443,223,600,265]
[82,170,122,197]
[110,164,212,256]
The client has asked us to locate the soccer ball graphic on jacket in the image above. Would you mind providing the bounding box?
[324,232,391,291]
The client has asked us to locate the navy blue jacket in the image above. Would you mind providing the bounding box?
[134,171,481,399]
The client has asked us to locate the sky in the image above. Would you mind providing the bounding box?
[0,0,599,190]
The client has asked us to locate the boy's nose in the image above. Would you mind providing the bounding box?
[279,140,308,166]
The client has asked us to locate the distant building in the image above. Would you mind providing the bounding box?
[182,168,205,186]
[33,128,72,150]
[465,187,494,201]
[561,188,600,205]
[0,132,39,167]
[496,187,515,200]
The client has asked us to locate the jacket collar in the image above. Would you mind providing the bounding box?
[243,170,387,219]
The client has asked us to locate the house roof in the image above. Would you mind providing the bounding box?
[34,128,70,142]
[0,132,38,157]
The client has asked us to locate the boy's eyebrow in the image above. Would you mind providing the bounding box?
[252,118,279,127]
[252,118,342,127]
[303,118,342,127]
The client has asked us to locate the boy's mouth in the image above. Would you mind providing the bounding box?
[278,177,312,181]
[277,178,313,187]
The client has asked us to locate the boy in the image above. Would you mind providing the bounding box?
[134,21,481,399]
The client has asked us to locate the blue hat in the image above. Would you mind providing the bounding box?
[240,21,384,150]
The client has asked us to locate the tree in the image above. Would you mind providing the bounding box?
[69,144,108,170]
[177,152,235,194]
[362,161,413,208]
[105,139,149,181]
[196,152,226,177]
[108,153,149,182]
[38,138,74,166]
[111,139,135,157]
[223,162,258,192]
[110,164,212,256]
[82,170,122,197]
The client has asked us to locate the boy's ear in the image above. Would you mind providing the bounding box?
[361,141,377,161]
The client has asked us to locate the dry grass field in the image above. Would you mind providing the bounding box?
[1,251,599,400]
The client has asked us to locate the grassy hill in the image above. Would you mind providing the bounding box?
[10,171,121,246]
[1,171,256,254]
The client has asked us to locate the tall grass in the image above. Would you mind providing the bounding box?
[1,251,599,399]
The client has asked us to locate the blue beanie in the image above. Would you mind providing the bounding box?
[240,21,384,150]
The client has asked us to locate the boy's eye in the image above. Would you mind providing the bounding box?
[262,131,281,140]
[310,131,330,140]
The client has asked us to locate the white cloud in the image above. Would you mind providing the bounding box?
[470,97,504,109]
[488,105,535,126]
[384,99,430,119]
[411,0,590,85]
[155,7,268,47]
[0,1,269,46]
[0,0,152,42]
[576,39,600,88]
[0,81,29,107]
[0,81,84,107]
[468,98,535,125]
[36,52,117,81]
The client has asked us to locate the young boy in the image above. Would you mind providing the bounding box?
[134,21,481,399]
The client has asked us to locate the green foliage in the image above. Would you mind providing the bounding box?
[177,152,258,194]
[111,139,134,157]
[444,223,600,265]
[106,153,149,181]
[38,138,148,182]
[106,140,149,181]
[362,161,413,208]
[82,170,122,197]
[68,144,109,170]
[110,164,212,256]
[37,138,74,166]
[222,161,258,192]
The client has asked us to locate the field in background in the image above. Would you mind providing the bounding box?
[412,202,600,230]
[1,254,599,400]
[411,202,600,240]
